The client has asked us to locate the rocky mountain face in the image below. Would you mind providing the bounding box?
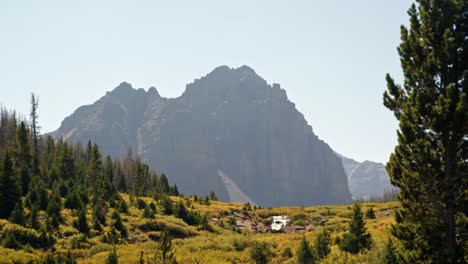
[336,153,394,199]
[53,66,352,206]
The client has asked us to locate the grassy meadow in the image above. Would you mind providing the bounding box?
[0,193,399,264]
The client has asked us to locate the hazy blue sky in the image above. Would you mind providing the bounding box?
[1,0,412,163]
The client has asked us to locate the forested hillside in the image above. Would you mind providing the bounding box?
[0,101,399,264]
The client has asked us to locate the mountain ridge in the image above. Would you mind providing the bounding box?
[53,66,352,206]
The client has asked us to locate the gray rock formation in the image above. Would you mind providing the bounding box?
[336,153,394,199]
[53,66,352,206]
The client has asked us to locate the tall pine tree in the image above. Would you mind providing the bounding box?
[0,151,21,219]
[384,1,467,262]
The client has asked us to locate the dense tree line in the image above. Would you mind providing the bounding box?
[0,101,181,253]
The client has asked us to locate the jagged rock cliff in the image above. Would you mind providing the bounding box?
[336,153,394,199]
[53,66,352,206]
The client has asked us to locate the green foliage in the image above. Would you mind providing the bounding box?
[64,189,82,210]
[158,173,170,194]
[2,223,51,248]
[93,200,106,227]
[365,207,376,219]
[209,191,218,201]
[338,203,372,254]
[74,208,89,235]
[111,211,127,238]
[28,204,39,229]
[136,199,147,210]
[383,0,467,263]
[314,228,331,260]
[9,200,25,225]
[155,230,177,264]
[12,121,32,195]
[282,247,293,258]
[105,247,119,264]
[46,187,63,228]
[232,237,251,251]
[161,195,173,215]
[296,236,315,264]
[197,214,213,232]
[2,232,21,249]
[0,151,21,219]
[382,237,398,264]
[250,241,273,264]
[143,204,155,219]
[26,175,49,211]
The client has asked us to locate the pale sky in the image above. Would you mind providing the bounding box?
[0,0,412,163]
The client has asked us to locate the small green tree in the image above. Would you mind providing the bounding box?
[174,201,188,221]
[338,203,372,254]
[296,236,315,264]
[282,247,293,258]
[74,208,89,236]
[209,191,218,201]
[9,200,25,225]
[111,211,127,238]
[382,237,399,264]
[314,228,331,260]
[143,204,155,219]
[155,231,177,264]
[28,204,39,229]
[2,232,21,249]
[365,207,376,219]
[47,187,63,228]
[161,196,173,215]
[250,241,273,264]
[106,247,119,264]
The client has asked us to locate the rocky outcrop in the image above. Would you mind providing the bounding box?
[53,65,352,206]
[336,153,394,199]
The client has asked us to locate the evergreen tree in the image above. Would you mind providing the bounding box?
[159,173,170,194]
[74,208,89,235]
[155,231,176,264]
[65,250,77,264]
[111,211,127,238]
[57,145,75,180]
[209,191,218,201]
[365,207,376,219]
[282,247,293,258]
[174,201,188,221]
[2,233,21,249]
[383,1,467,262]
[143,204,155,219]
[30,93,40,174]
[161,196,173,215]
[12,122,32,195]
[26,175,49,210]
[64,190,82,210]
[106,247,119,264]
[338,203,372,254]
[92,200,106,226]
[9,200,25,225]
[382,237,399,264]
[47,187,63,228]
[296,236,315,264]
[29,204,39,229]
[250,241,273,264]
[313,228,331,260]
[105,155,114,183]
[0,151,21,219]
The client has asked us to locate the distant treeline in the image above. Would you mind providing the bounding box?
[354,188,399,203]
